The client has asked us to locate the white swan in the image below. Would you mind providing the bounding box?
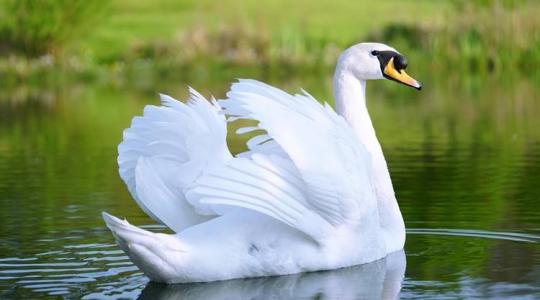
[103,42,421,283]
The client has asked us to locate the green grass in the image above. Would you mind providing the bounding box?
[2,0,539,86]
[80,0,448,61]
[0,0,109,56]
[373,0,540,74]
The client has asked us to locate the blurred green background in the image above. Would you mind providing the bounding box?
[1,0,539,87]
[1,0,540,298]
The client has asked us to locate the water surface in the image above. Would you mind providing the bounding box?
[1,73,540,299]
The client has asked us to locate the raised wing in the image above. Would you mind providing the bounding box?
[117,88,232,232]
[186,80,377,242]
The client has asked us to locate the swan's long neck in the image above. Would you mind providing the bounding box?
[333,67,405,252]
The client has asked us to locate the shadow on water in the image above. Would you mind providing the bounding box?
[138,251,406,300]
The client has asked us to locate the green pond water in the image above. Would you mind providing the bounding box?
[0,71,539,299]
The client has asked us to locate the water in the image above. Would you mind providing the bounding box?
[1,73,540,299]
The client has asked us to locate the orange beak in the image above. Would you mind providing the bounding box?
[383,57,422,90]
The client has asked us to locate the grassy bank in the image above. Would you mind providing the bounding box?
[371,0,540,74]
[81,0,445,62]
[0,0,539,87]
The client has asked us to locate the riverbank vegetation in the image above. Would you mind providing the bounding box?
[0,0,538,88]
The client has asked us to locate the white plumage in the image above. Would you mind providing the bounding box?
[104,42,421,283]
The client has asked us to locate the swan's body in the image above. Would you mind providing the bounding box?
[103,42,421,283]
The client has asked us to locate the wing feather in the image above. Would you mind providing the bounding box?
[117,88,231,232]
[219,79,377,227]
[131,79,378,242]
[186,154,333,241]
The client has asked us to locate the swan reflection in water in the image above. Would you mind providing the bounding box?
[137,250,406,300]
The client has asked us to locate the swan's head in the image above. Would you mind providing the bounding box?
[337,42,422,90]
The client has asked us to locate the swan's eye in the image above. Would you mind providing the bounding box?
[371,50,379,56]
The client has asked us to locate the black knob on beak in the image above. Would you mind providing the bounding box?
[394,55,408,71]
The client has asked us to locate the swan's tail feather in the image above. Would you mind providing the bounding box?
[102,212,185,282]
[102,212,152,251]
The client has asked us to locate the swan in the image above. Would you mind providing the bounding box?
[103,42,421,283]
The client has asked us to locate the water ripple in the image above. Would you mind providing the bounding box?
[407,228,540,243]
[1,226,538,299]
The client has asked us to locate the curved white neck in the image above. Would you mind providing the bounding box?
[332,68,405,252]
